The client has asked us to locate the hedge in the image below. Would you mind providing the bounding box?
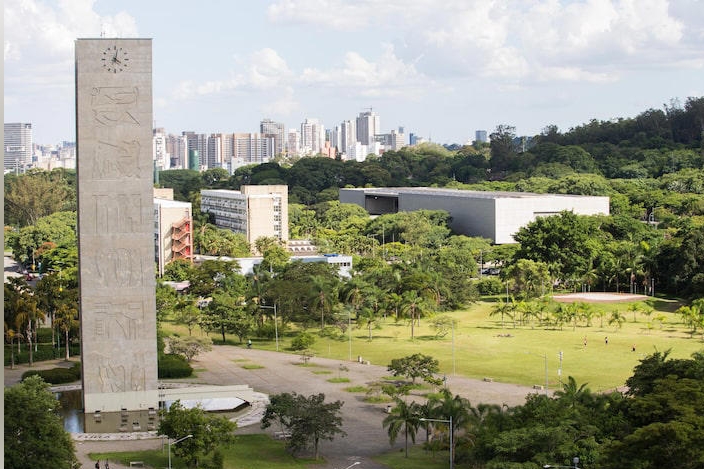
[158,353,193,379]
[4,344,81,366]
[21,362,82,384]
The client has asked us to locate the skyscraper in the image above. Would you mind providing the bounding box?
[356,110,380,146]
[475,130,488,144]
[260,118,285,156]
[300,118,325,155]
[4,122,33,171]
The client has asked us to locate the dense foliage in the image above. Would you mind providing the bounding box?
[4,375,78,469]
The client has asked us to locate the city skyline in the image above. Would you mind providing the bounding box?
[4,0,704,146]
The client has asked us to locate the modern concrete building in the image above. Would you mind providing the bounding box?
[154,194,193,277]
[339,187,610,244]
[4,122,33,171]
[200,185,289,251]
[75,38,159,415]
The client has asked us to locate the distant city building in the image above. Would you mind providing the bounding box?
[260,118,286,156]
[233,133,275,165]
[34,141,76,171]
[153,128,170,170]
[356,110,380,147]
[475,130,488,144]
[300,118,325,155]
[4,122,33,171]
[340,120,356,157]
[286,129,300,156]
[200,185,289,252]
[154,190,194,276]
[392,127,406,150]
[340,187,610,244]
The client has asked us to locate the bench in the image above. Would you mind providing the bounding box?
[533,385,544,390]
[129,462,144,467]
[483,377,494,382]
[273,431,292,440]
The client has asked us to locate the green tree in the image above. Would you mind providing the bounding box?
[261,392,346,460]
[383,397,421,457]
[504,259,551,299]
[5,375,77,469]
[158,400,236,468]
[387,353,440,384]
[168,335,213,362]
[4,169,75,227]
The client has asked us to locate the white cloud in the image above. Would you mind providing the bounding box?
[267,0,700,84]
[4,0,138,62]
[300,44,430,97]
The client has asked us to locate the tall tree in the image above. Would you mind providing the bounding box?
[158,400,236,468]
[5,375,78,469]
[383,398,421,457]
[261,392,346,460]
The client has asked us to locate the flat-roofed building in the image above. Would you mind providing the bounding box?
[339,187,610,244]
[200,185,288,251]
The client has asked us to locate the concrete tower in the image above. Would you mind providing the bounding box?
[75,38,159,414]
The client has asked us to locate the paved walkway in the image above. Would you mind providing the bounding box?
[6,346,537,469]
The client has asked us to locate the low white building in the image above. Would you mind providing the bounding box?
[339,187,610,244]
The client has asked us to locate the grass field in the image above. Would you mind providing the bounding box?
[168,296,704,392]
[89,434,319,469]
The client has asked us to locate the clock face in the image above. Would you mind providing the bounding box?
[102,45,129,73]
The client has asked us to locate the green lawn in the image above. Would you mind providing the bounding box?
[90,434,320,469]
[166,297,703,392]
[374,444,451,469]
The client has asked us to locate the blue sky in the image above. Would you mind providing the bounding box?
[4,0,704,145]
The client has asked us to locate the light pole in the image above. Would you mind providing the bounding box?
[260,302,278,351]
[168,434,193,469]
[420,416,453,469]
[526,351,549,396]
[544,456,580,469]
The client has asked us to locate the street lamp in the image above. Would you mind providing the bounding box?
[168,434,193,469]
[420,416,453,469]
[544,456,580,469]
[260,302,278,352]
[526,351,549,396]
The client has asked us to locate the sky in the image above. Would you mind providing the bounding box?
[4,0,704,146]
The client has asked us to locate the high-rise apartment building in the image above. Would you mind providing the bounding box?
[475,130,488,144]
[300,118,325,155]
[233,133,275,165]
[287,129,300,156]
[153,128,169,170]
[356,110,380,147]
[340,120,357,156]
[391,127,406,151]
[4,122,33,171]
[200,185,289,252]
[260,119,285,156]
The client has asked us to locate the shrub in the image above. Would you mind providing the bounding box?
[477,277,505,295]
[22,362,81,384]
[255,323,276,339]
[290,332,316,351]
[158,353,193,379]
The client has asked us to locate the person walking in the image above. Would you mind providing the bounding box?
[605,336,608,345]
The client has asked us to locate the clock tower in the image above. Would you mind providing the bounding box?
[75,38,159,420]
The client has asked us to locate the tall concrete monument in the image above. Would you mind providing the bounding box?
[75,38,158,413]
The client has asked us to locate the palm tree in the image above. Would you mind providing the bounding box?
[555,376,593,408]
[310,274,337,330]
[401,290,430,340]
[490,298,515,330]
[383,398,421,458]
[428,389,472,466]
[608,310,626,330]
[53,303,78,360]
